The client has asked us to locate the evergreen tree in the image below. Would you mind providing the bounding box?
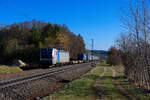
[41,23,53,39]
[30,24,41,46]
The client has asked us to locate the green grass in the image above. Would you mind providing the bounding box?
[112,66,150,100]
[43,61,150,100]
[97,61,109,67]
[42,63,105,100]
[97,67,127,100]
[0,65,22,74]
[42,62,128,100]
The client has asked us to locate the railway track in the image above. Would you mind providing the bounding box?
[0,63,90,89]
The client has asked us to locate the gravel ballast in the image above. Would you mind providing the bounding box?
[0,63,92,100]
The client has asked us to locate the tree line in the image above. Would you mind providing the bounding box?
[116,0,150,90]
[0,20,85,65]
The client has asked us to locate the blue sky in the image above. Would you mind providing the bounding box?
[0,0,128,50]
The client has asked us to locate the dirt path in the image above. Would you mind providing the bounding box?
[95,67,107,100]
[95,67,107,86]
[100,67,107,77]
[110,68,138,100]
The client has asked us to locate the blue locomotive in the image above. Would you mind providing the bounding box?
[40,47,70,66]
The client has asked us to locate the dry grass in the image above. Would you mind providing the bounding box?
[113,65,150,100]
[0,65,22,74]
[111,65,124,73]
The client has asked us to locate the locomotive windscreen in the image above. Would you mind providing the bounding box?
[40,48,52,58]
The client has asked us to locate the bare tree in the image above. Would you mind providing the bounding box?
[117,0,150,90]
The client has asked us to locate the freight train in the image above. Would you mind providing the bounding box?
[77,53,99,62]
[40,47,99,67]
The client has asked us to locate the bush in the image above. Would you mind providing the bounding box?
[106,47,122,66]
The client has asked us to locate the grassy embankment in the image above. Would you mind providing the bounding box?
[0,65,22,74]
[42,63,105,100]
[112,66,150,100]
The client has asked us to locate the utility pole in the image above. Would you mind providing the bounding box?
[91,39,94,61]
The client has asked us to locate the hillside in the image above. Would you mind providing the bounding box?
[88,50,107,57]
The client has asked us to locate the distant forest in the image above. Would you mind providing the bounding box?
[0,20,85,65]
[88,50,107,59]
